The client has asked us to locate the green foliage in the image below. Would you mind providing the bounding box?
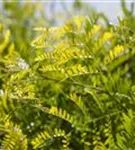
[0,0,135,149]
[0,116,28,150]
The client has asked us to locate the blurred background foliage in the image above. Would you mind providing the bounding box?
[0,0,116,63]
[0,0,135,149]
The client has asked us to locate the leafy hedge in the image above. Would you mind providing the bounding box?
[0,1,135,150]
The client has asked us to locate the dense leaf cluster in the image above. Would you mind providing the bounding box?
[0,1,135,150]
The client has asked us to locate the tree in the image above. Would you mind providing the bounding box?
[0,0,135,149]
